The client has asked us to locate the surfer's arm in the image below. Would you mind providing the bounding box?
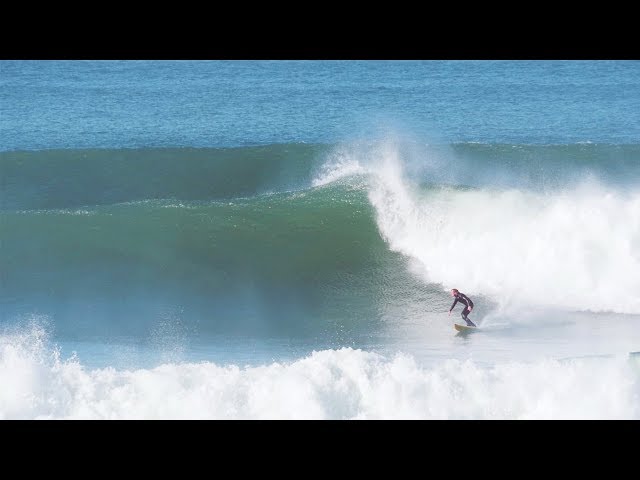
[449,298,458,312]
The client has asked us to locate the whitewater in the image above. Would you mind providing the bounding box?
[1,326,638,419]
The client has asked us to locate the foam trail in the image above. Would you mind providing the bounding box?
[1,328,638,419]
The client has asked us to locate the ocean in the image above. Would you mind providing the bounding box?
[1,60,639,419]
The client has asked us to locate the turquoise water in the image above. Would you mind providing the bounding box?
[1,61,639,418]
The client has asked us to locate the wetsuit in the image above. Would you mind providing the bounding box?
[450,292,476,327]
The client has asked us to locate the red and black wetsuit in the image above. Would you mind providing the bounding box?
[450,292,476,326]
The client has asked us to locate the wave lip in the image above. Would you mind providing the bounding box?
[3,143,640,212]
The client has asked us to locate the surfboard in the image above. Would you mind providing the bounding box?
[454,323,478,332]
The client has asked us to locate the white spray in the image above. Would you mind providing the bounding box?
[315,139,640,314]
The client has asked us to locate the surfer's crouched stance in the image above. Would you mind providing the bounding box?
[449,289,476,327]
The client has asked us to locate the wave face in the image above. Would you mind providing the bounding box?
[1,328,638,419]
[2,142,640,345]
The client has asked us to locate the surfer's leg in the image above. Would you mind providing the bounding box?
[462,308,476,327]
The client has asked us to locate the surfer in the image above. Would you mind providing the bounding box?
[448,289,476,327]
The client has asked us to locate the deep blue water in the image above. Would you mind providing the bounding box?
[2,60,639,150]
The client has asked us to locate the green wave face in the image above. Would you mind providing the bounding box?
[3,142,639,340]
[1,185,427,339]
